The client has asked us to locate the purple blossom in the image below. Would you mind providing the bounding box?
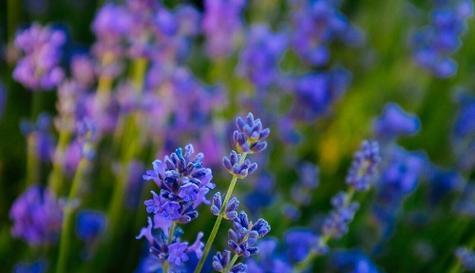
[13,260,47,273]
[452,94,475,171]
[13,23,65,90]
[21,113,55,163]
[322,192,360,239]
[331,250,380,273]
[211,193,240,220]
[284,229,319,262]
[9,186,63,246]
[76,210,107,242]
[374,103,421,139]
[346,140,381,192]
[291,0,364,66]
[238,25,287,89]
[223,150,258,178]
[411,0,473,78]
[232,112,270,154]
[456,247,475,271]
[292,68,351,121]
[213,250,247,273]
[203,0,246,58]
[71,55,95,87]
[142,144,214,230]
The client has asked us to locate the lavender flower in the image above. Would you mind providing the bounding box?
[211,193,240,220]
[233,112,270,154]
[291,0,364,66]
[452,94,475,171]
[13,260,47,273]
[331,250,380,273]
[455,247,475,271]
[322,192,360,239]
[13,23,65,90]
[21,113,55,162]
[291,163,319,206]
[411,0,473,78]
[238,25,287,89]
[9,186,63,246]
[346,140,381,192]
[203,0,246,58]
[373,103,420,139]
[223,150,258,179]
[284,229,320,262]
[246,239,292,273]
[76,210,107,242]
[142,144,214,231]
[212,211,270,271]
[71,55,95,87]
[292,68,350,121]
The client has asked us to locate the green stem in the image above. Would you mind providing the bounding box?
[193,153,248,273]
[48,130,71,194]
[292,236,329,273]
[25,135,39,185]
[223,254,239,273]
[55,158,88,273]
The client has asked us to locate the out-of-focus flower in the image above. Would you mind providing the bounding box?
[238,25,287,89]
[456,247,475,271]
[246,239,292,273]
[21,113,55,163]
[203,0,246,58]
[411,0,473,78]
[71,55,96,88]
[0,82,5,119]
[322,191,360,239]
[291,0,364,66]
[428,167,465,205]
[10,186,63,246]
[346,140,381,192]
[291,162,319,206]
[331,250,380,273]
[284,228,319,263]
[292,68,351,121]
[454,183,475,217]
[13,260,47,273]
[452,94,475,171]
[76,210,107,242]
[373,103,420,139]
[13,23,65,90]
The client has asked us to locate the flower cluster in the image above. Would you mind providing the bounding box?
[373,103,421,140]
[142,144,214,231]
[291,0,364,66]
[238,25,287,89]
[75,210,107,242]
[203,0,246,58]
[346,140,381,191]
[212,211,270,272]
[411,0,473,78]
[13,24,65,90]
[9,186,63,246]
[455,247,475,271]
[232,112,270,154]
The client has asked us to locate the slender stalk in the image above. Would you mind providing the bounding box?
[25,135,39,185]
[193,153,248,273]
[48,130,71,194]
[292,235,329,273]
[223,254,239,273]
[55,158,88,273]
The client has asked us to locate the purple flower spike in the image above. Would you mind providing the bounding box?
[346,140,381,192]
[322,196,360,239]
[142,144,214,230]
[374,103,420,139]
[232,112,270,154]
[211,192,240,220]
[13,23,65,90]
[223,150,258,179]
[9,186,63,246]
[228,211,270,257]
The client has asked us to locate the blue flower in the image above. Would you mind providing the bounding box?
[456,247,475,271]
[223,150,258,179]
[76,210,107,242]
[346,140,381,192]
[13,260,47,273]
[233,112,270,154]
[211,193,240,220]
[373,103,420,139]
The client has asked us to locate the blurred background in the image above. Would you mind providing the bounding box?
[1,0,475,272]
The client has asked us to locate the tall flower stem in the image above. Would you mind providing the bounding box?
[163,223,177,273]
[193,153,248,273]
[48,130,71,194]
[55,158,88,273]
[107,58,147,237]
[25,135,39,186]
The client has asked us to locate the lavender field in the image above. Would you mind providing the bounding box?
[1,0,475,272]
